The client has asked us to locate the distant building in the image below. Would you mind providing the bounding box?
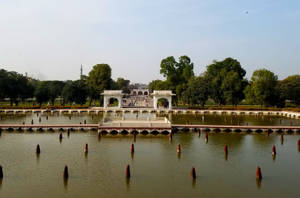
[131,89,149,96]
[102,89,175,109]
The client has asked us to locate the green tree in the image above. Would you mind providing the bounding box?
[6,72,23,105]
[87,64,112,105]
[244,69,279,106]
[205,57,246,105]
[0,69,9,99]
[34,81,50,106]
[182,76,209,107]
[0,69,37,105]
[116,78,130,93]
[221,71,248,105]
[48,81,66,105]
[4,71,35,106]
[159,55,194,103]
[62,80,87,105]
[279,75,300,106]
[148,80,170,93]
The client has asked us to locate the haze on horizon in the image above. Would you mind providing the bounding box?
[0,0,299,83]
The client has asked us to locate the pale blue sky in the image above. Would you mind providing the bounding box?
[0,0,299,83]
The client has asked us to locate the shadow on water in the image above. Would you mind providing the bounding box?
[256,179,262,189]
[63,178,68,191]
[208,133,245,150]
[224,153,228,161]
[126,178,130,190]
[191,178,196,188]
[252,135,277,148]
[174,132,194,147]
[170,114,300,126]
[177,152,181,160]
[36,153,40,164]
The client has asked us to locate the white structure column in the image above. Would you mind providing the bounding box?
[151,90,175,109]
[102,90,123,108]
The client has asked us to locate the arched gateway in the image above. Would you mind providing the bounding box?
[102,90,175,109]
[102,90,123,108]
[151,90,175,110]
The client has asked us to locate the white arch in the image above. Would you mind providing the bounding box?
[152,90,175,110]
[154,96,171,109]
[102,90,123,108]
[104,96,121,108]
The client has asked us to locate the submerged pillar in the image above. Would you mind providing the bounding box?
[191,167,196,179]
[131,144,134,153]
[169,132,173,141]
[224,144,228,155]
[280,134,284,144]
[36,144,41,154]
[0,165,3,178]
[272,145,276,156]
[63,166,69,179]
[177,144,181,153]
[59,133,63,141]
[126,165,131,178]
[256,166,262,180]
[84,144,88,153]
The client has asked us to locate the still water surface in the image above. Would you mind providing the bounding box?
[1,112,300,126]
[0,132,300,198]
[0,113,300,198]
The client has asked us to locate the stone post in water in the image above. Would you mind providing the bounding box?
[63,166,69,179]
[256,166,262,180]
[191,167,196,179]
[36,144,41,154]
[126,165,131,179]
[0,165,3,178]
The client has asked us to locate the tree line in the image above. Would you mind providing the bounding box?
[149,56,300,107]
[0,64,130,106]
[1,57,299,107]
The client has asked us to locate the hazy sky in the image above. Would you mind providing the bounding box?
[0,0,299,83]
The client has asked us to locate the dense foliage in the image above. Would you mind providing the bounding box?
[182,76,209,107]
[244,69,281,107]
[149,56,194,104]
[0,56,299,107]
[0,64,130,106]
[279,75,300,106]
[205,58,247,106]
[0,69,36,106]
[149,56,299,107]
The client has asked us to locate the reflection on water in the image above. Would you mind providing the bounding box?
[224,153,228,161]
[0,131,300,198]
[63,178,68,190]
[191,178,196,188]
[0,112,300,126]
[256,179,262,189]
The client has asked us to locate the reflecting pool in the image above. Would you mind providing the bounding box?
[0,112,300,126]
[0,132,300,198]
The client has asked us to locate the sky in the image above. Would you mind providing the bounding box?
[0,0,300,83]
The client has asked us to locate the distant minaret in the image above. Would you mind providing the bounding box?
[80,64,83,79]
